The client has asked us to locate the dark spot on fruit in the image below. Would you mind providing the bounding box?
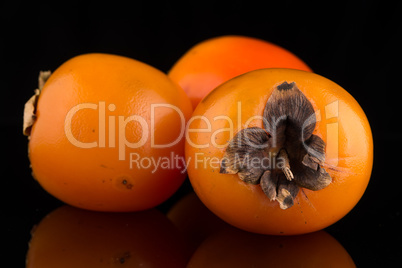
[115,176,134,190]
[122,178,133,189]
[114,251,131,264]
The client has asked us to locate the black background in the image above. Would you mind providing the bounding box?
[2,1,400,266]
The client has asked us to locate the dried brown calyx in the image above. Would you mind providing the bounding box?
[220,81,332,209]
[23,71,51,136]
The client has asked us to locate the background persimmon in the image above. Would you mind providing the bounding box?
[25,53,192,212]
[185,68,373,235]
[168,35,312,109]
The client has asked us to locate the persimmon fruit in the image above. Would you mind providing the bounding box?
[24,53,192,212]
[168,35,312,109]
[185,68,373,235]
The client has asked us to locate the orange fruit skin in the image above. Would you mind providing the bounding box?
[28,53,192,212]
[187,228,356,268]
[26,206,187,268]
[168,35,312,109]
[185,68,373,235]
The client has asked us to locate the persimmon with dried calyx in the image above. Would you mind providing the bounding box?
[185,68,373,235]
[23,53,192,212]
[168,35,312,109]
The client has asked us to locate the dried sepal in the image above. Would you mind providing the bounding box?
[263,81,316,145]
[260,170,277,200]
[304,134,326,165]
[23,89,40,136]
[220,127,270,184]
[261,170,300,209]
[302,154,319,170]
[276,176,300,210]
[297,134,331,190]
[294,164,332,191]
[220,81,333,210]
[38,70,51,90]
[23,71,51,136]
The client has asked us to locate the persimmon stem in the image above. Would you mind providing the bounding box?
[278,149,294,181]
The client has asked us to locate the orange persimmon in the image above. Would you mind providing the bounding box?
[24,53,192,212]
[185,68,373,235]
[168,35,312,109]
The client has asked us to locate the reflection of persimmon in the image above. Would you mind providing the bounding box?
[187,228,356,268]
[26,205,187,268]
[167,192,229,258]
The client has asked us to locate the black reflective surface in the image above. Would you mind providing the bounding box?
[3,1,400,267]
